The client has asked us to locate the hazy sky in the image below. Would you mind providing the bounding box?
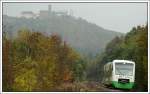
[3,3,147,33]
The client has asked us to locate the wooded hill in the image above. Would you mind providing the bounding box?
[3,14,122,57]
[2,14,147,92]
[3,24,147,92]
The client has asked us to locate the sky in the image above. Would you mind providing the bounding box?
[2,3,147,33]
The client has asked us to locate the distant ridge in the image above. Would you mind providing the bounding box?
[3,14,122,57]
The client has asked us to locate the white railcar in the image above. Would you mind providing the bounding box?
[102,60,135,89]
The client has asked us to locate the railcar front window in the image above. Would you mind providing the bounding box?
[115,63,134,76]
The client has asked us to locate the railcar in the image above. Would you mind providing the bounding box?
[102,60,135,89]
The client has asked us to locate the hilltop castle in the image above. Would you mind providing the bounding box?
[21,5,73,19]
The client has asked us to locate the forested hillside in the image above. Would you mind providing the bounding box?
[3,29,86,91]
[93,24,148,91]
[3,15,122,57]
[2,14,148,91]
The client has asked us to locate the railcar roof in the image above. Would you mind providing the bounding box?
[113,59,135,64]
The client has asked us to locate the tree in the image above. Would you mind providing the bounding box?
[96,24,148,91]
[2,26,14,91]
[13,57,37,91]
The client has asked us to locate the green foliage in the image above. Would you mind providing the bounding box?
[86,60,100,81]
[72,59,86,82]
[97,24,148,91]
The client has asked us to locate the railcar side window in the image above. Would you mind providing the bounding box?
[110,64,113,71]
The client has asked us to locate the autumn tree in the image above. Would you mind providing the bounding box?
[4,28,85,91]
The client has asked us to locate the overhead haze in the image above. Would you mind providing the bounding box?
[3,3,147,33]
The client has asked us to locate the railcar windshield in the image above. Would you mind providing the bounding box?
[115,62,134,76]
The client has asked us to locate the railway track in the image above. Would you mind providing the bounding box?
[57,81,135,92]
[78,81,133,92]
